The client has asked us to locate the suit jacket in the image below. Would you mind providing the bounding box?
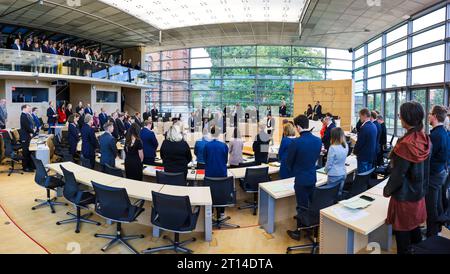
[47,107,57,125]
[116,118,125,139]
[252,132,271,165]
[32,114,41,133]
[151,109,158,121]
[140,128,158,162]
[84,107,93,116]
[99,132,117,167]
[12,44,21,51]
[204,140,228,178]
[353,121,377,163]
[20,112,34,142]
[133,116,143,128]
[109,118,119,139]
[143,111,150,122]
[99,113,108,129]
[68,123,80,155]
[322,123,336,151]
[313,105,322,118]
[279,105,287,117]
[286,131,322,187]
[81,123,98,158]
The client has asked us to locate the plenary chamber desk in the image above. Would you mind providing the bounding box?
[46,162,214,242]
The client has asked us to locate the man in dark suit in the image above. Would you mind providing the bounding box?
[279,101,287,117]
[376,115,387,166]
[84,103,93,116]
[69,45,78,75]
[115,113,126,139]
[143,107,151,122]
[353,108,377,175]
[75,101,83,114]
[286,115,322,240]
[81,114,98,169]
[266,114,275,136]
[189,112,196,133]
[252,125,271,165]
[133,112,143,128]
[109,112,119,139]
[46,101,57,134]
[140,120,159,165]
[31,107,41,135]
[98,108,108,131]
[371,111,381,167]
[322,113,336,152]
[99,122,117,169]
[20,105,35,172]
[151,105,158,122]
[313,101,322,121]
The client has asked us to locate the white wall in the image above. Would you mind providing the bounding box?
[5,80,56,129]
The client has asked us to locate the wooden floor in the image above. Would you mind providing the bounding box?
[0,163,449,254]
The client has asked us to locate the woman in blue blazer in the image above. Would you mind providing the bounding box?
[68,114,80,156]
[279,123,296,179]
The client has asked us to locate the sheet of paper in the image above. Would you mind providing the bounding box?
[339,196,372,209]
[332,207,369,222]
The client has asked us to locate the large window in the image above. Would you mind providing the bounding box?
[147,46,352,116]
[354,2,450,137]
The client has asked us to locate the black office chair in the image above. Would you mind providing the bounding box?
[61,152,74,162]
[104,164,123,178]
[286,183,341,254]
[56,165,101,233]
[31,155,67,213]
[203,176,240,229]
[0,132,23,176]
[156,170,187,186]
[238,167,270,215]
[80,155,91,168]
[342,173,371,200]
[92,182,145,254]
[142,191,200,254]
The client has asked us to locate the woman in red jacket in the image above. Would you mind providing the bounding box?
[57,102,67,124]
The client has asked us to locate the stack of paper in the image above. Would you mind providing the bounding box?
[339,196,373,209]
[332,207,369,222]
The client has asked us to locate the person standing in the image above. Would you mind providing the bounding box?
[20,105,35,172]
[279,101,287,117]
[204,127,228,178]
[189,112,196,133]
[194,129,210,169]
[98,108,108,130]
[31,107,41,134]
[353,108,377,175]
[124,123,144,181]
[313,101,322,121]
[160,125,192,177]
[426,105,449,237]
[143,106,151,122]
[151,105,159,122]
[253,124,271,165]
[140,120,159,165]
[65,103,73,121]
[68,114,80,157]
[286,115,322,240]
[322,113,336,153]
[57,102,67,125]
[279,123,296,179]
[371,111,381,166]
[46,101,58,134]
[306,104,313,120]
[266,114,275,136]
[0,99,8,129]
[99,122,118,169]
[324,127,349,197]
[81,114,98,169]
[377,115,388,166]
[383,101,430,254]
[84,103,93,116]
[229,128,244,168]
[75,101,83,114]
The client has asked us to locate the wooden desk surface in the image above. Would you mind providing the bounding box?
[259,155,357,199]
[320,189,390,236]
[47,162,212,206]
[159,184,212,206]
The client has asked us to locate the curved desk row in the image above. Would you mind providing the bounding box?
[46,162,214,242]
[105,157,280,181]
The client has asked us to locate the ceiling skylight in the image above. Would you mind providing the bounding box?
[100,0,307,30]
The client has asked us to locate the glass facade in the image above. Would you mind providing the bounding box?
[353,2,450,135]
[145,46,352,116]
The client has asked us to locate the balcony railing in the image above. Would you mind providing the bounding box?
[0,48,158,87]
